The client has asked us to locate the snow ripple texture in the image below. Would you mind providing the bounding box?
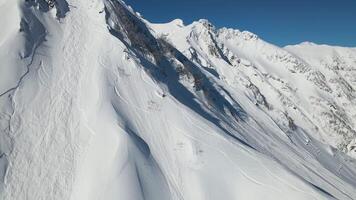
[0,0,355,200]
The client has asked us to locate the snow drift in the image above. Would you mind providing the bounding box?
[0,0,356,199]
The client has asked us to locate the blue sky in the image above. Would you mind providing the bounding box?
[123,0,356,47]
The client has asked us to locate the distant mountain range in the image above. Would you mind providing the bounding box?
[0,0,355,199]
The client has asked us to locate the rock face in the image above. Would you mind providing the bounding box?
[152,17,356,157]
[0,0,355,200]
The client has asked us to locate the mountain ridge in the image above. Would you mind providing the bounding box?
[0,0,355,199]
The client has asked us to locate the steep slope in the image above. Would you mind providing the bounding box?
[0,0,355,200]
[285,43,356,155]
[150,20,356,159]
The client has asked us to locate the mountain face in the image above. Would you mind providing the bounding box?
[0,0,356,199]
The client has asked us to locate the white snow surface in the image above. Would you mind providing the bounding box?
[0,0,356,200]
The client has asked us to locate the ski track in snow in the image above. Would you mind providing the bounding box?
[0,0,355,199]
[111,66,322,199]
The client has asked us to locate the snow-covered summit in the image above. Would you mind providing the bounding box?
[0,0,356,200]
[170,19,185,27]
[151,16,356,157]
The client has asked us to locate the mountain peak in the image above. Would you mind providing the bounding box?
[0,1,355,200]
[170,18,184,27]
[196,19,215,30]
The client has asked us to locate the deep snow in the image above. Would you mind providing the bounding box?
[0,0,356,200]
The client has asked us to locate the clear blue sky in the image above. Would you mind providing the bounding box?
[123,0,356,47]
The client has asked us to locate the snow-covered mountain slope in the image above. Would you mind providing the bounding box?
[0,0,355,199]
[150,20,356,159]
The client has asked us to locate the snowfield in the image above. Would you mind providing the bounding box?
[0,0,356,200]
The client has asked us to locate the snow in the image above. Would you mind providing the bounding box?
[0,0,355,200]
